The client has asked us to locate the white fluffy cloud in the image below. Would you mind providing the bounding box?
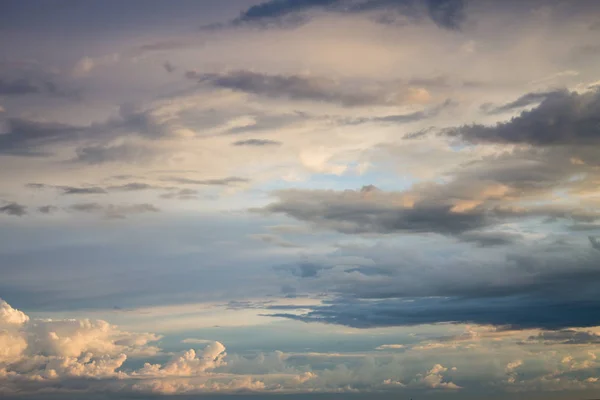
[3,299,600,396]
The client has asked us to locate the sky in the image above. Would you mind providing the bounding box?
[1,0,600,399]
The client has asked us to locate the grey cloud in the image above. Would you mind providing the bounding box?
[0,118,83,156]
[526,329,600,345]
[255,185,600,237]
[107,182,157,191]
[189,70,418,107]
[163,61,176,73]
[449,89,600,145]
[61,186,107,195]
[26,183,107,195]
[345,99,456,125]
[38,205,59,214]
[159,188,199,200]
[250,233,300,248]
[69,203,160,219]
[589,236,600,251]
[277,262,331,278]
[0,76,77,98]
[482,91,553,115]
[235,0,466,30]
[254,186,491,236]
[457,231,523,247]
[69,203,104,213]
[75,143,164,164]
[0,202,27,216]
[1,104,177,158]
[233,139,282,146]
[162,176,249,186]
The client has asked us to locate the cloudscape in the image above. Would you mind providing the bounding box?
[1,1,600,399]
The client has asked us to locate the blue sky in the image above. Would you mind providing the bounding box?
[1,0,600,398]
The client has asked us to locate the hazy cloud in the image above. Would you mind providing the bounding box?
[0,202,27,216]
[233,139,282,146]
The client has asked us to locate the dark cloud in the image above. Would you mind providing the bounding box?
[268,296,600,330]
[188,70,421,107]
[232,139,282,146]
[0,76,77,98]
[457,231,523,247]
[235,0,465,30]
[0,118,83,156]
[0,202,27,216]
[481,91,553,115]
[449,89,600,145]
[264,234,600,330]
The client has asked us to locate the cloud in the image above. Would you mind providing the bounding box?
[37,205,59,214]
[162,176,249,186]
[0,298,161,382]
[233,139,282,146]
[0,118,84,156]
[163,61,176,73]
[376,344,405,350]
[234,0,466,30]
[26,183,107,195]
[189,70,430,107]
[72,54,120,77]
[482,91,554,115]
[74,142,165,164]
[69,203,160,219]
[0,202,27,217]
[526,329,600,345]
[159,188,199,200]
[0,77,75,98]
[61,186,107,195]
[278,262,331,277]
[107,182,157,191]
[250,233,300,248]
[254,186,491,236]
[457,231,523,247]
[450,89,600,145]
[269,295,600,330]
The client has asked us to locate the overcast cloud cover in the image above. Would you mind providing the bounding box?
[2,0,600,399]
